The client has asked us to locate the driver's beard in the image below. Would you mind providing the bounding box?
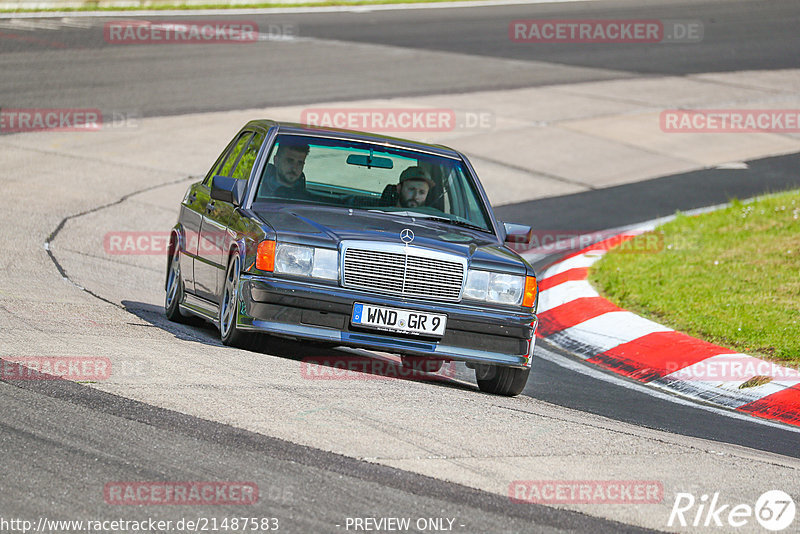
[277,171,298,187]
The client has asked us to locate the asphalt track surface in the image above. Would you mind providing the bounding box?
[2,0,800,114]
[2,376,648,533]
[2,0,800,531]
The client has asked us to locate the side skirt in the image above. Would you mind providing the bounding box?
[180,293,220,325]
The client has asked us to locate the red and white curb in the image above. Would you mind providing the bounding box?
[533,229,800,428]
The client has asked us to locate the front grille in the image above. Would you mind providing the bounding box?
[343,246,465,301]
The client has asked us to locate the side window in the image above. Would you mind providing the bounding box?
[232,131,265,181]
[445,168,466,218]
[204,132,251,186]
[463,185,485,223]
[204,145,232,185]
[217,132,253,179]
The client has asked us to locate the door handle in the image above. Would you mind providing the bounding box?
[206,201,216,213]
[186,193,196,203]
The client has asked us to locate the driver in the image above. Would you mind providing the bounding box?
[396,166,435,208]
[260,140,310,199]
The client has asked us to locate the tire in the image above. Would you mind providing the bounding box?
[165,242,189,323]
[475,364,530,396]
[219,253,252,348]
[401,356,444,373]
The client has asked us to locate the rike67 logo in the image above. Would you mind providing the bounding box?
[668,490,795,531]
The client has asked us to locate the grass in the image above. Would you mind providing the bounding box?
[0,0,478,13]
[588,189,800,363]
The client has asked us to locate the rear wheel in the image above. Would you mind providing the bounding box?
[165,243,189,323]
[401,356,444,373]
[475,364,530,396]
[220,254,251,348]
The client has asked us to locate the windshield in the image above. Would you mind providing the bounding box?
[253,134,494,232]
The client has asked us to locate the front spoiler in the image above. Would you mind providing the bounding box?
[236,274,537,369]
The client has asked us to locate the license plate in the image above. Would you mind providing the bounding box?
[351,303,447,337]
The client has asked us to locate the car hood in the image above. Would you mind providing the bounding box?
[252,204,529,274]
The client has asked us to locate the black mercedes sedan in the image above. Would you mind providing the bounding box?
[165,120,538,396]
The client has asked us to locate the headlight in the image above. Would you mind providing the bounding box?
[464,269,524,305]
[274,244,338,280]
[463,270,490,300]
[311,248,338,279]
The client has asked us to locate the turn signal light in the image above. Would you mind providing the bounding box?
[256,240,276,271]
[522,276,537,308]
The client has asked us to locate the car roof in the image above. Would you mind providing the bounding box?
[244,119,463,159]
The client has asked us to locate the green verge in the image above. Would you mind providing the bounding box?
[588,189,800,363]
[0,0,478,13]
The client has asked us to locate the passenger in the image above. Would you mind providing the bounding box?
[396,166,435,208]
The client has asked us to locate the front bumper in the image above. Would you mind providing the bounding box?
[237,274,538,368]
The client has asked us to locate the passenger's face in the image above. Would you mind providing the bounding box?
[398,180,430,208]
[274,147,307,185]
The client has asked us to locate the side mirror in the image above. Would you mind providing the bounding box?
[210,175,246,206]
[503,222,532,250]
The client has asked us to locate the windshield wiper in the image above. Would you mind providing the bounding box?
[432,217,487,232]
[393,211,487,232]
[368,209,488,232]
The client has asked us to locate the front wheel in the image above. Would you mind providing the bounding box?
[219,253,251,348]
[475,364,530,396]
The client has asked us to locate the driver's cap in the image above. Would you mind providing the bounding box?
[399,166,435,188]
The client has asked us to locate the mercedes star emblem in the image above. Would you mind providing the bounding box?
[400,228,414,244]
